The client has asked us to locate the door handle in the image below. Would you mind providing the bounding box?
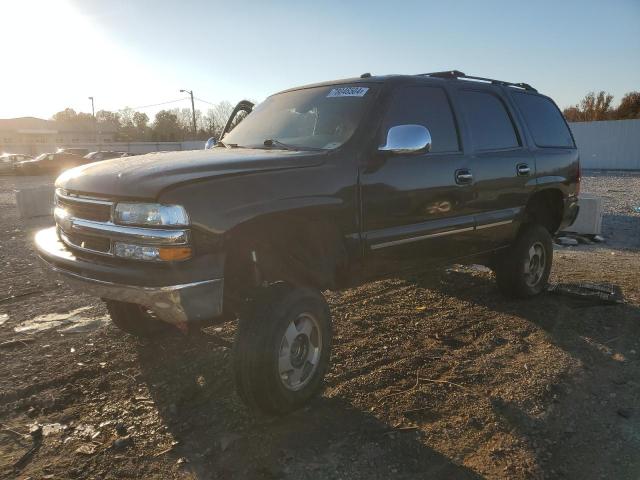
[455,169,473,185]
[517,163,531,176]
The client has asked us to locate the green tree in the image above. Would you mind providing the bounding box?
[52,108,94,130]
[95,110,121,134]
[132,111,150,139]
[152,110,183,141]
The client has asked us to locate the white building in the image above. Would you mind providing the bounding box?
[0,117,117,155]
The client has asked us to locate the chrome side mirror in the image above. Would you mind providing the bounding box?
[378,124,432,155]
[205,137,217,149]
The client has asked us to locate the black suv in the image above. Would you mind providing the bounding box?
[35,71,580,414]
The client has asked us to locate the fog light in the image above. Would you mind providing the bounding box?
[114,242,160,261]
[113,242,192,261]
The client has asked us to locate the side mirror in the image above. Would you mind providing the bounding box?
[205,137,217,149]
[378,124,432,155]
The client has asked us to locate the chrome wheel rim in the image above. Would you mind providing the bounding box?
[278,312,322,391]
[524,241,546,287]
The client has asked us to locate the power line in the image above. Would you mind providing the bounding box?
[194,96,218,106]
[128,97,190,110]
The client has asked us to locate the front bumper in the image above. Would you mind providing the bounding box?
[35,227,224,327]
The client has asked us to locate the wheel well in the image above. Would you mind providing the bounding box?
[524,189,564,234]
[223,214,348,304]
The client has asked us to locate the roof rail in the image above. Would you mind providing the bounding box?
[417,70,537,92]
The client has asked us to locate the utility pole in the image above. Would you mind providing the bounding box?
[88,96,97,146]
[180,89,197,135]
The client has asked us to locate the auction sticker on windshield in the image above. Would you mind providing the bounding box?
[327,87,369,98]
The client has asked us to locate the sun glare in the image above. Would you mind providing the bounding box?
[2,0,98,76]
[0,0,139,118]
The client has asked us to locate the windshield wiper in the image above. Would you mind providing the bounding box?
[263,139,325,152]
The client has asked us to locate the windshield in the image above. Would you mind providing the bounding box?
[223,84,376,150]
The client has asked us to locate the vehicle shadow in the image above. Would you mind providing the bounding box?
[136,333,482,480]
[408,267,640,479]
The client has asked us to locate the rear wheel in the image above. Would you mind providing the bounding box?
[495,224,553,298]
[105,300,177,337]
[233,284,332,415]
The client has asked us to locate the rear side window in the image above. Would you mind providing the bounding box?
[512,93,575,148]
[458,90,519,150]
[382,85,459,153]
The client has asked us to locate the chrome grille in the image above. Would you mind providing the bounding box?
[56,192,112,222]
[54,190,190,260]
[59,229,112,255]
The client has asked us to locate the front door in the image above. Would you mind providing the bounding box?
[360,83,476,277]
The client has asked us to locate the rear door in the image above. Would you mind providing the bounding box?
[508,91,579,194]
[361,83,477,276]
[451,87,535,252]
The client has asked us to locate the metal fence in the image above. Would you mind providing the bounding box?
[4,120,639,170]
[569,119,640,170]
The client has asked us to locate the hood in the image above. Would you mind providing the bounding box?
[56,148,326,199]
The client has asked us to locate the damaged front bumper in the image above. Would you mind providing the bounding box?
[35,227,224,328]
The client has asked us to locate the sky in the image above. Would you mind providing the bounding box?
[0,0,638,120]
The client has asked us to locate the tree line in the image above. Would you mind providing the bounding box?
[563,91,640,122]
[50,89,640,141]
[51,101,236,142]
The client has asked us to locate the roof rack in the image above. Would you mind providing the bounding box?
[417,70,537,92]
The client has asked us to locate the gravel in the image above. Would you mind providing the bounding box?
[1,172,639,479]
[580,170,640,249]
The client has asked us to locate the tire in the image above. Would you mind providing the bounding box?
[233,284,332,415]
[105,300,177,337]
[495,224,553,299]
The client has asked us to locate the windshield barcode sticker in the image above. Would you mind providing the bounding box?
[327,87,369,98]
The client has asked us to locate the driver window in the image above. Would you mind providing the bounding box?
[382,85,460,153]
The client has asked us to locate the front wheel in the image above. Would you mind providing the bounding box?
[495,224,553,298]
[105,300,177,337]
[233,284,332,415]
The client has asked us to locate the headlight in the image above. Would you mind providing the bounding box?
[114,203,189,227]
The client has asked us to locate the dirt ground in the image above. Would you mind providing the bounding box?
[1,172,639,480]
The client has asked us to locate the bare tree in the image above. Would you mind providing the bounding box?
[564,91,614,122]
[203,101,234,138]
[616,91,640,119]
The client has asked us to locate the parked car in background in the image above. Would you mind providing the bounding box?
[0,153,33,174]
[56,147,90,157]
[84,151,128,162]
[16,152,87,175]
